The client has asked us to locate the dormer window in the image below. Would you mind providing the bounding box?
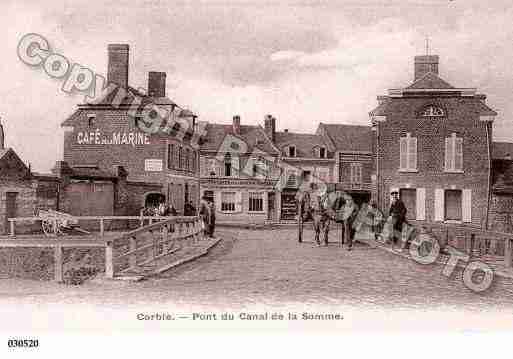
[421,105,445,117]
[288,145,296,157]
[319,147,326,158]
[87,114,96,127]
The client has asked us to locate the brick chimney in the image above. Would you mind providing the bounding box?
[0,118,4,150]
[232,115,241,135]
[414,55,439,81]
[107,44,129,89]
[264,114,276,143]
[148,71,166,97]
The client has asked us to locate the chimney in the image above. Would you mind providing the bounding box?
[232,115,241,135]
[107,44,129,89]
[148,71,166,97]
[0,118,4,150]
[264,114,276,143]
[414,55,439,81]
[284,129,288,133]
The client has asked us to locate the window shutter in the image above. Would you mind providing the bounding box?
[235,191,243,212]
[200,156,207,176]
[416,188,426,221]
[455,137,463,171]
[445,137,452,171]
[408,137,417,170]
[400,138,407,170]
[434,189,444,221]
[215,192,222,212]
[462,189,472,223]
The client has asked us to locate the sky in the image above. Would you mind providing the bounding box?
[1,0,513,172]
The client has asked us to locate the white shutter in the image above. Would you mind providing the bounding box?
[200,156,207,176]
[416,188,426,221]
[445,137,452,171]
[455,137,463,171]
[462,189,472,223]
[408,137,417,170]
[215,191,222,212]
[235,191,243,212]
[399,138,407,170]
[434,189,444,221]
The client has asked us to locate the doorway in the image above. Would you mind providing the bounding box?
[267,192,275,221]
[5,192,18,235]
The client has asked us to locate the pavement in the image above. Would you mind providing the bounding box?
[1,227,513,310]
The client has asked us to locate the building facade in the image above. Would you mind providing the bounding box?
[199,116,281,224]
[61,44,201,214]
[370,55,497,227]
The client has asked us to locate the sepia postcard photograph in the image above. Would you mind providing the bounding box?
[1,0,513,356]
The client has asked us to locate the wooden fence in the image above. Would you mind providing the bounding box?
[417,222,513,268]
[0,215,204,281]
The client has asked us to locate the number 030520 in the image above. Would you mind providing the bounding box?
[7,339,39,348]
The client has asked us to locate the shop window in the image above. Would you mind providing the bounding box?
[249,192,264,212]
[221,192,236,212]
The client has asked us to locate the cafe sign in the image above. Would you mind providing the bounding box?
[77,130,150,146]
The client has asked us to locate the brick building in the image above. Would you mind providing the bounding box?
[317,123,375,205]
[61,44,201,214]
[370,55,497,227]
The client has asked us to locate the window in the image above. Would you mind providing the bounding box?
[87,114,96,127]
[249,192,264,212]
[224,153,232,177]
[167,144,174,169]
[186,148,190,170]
[203,190,214,203]
[399,133,417,171]
[445,189,462,221]
[350,163,362,184]
[178,146,183,169]
[421,105,444,117]
[319,147,326,158]
[286,170,298,187]
[302,170,312,183]
[191,151,196,172]
[288,145,296,157]
[208,158,217,176]
[400,188,417,220]
[221,192,236,212]
[445,133,463,172]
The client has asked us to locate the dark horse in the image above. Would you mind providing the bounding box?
[296,189,342,246]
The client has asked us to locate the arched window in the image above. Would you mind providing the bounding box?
[420,105,445,117]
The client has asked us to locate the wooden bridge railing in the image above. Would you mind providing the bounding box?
[1,215,205,281]
[415,222,513,268]
[105,216,204,278]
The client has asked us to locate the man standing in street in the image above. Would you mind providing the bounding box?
[199,195,210,237]
[389,191,407,243]
[207,197,216,238]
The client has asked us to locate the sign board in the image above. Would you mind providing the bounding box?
[145,159,163,172]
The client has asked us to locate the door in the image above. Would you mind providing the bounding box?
[5,192,18,234]
[267,192,275,221]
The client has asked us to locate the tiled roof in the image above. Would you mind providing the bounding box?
[493,142,513,159]
[0,148,9,160]
[319,124,373,153]
[274,131,330,158]
[61,86,194,126]
[200,123,279,155]
[406,72,455,89]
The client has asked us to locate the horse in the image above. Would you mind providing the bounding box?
[296,189,342,246]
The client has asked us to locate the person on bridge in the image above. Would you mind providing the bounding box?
[388,191,407,243]
[199,195,210,237]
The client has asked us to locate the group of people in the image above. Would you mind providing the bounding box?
[296,184,408,249]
